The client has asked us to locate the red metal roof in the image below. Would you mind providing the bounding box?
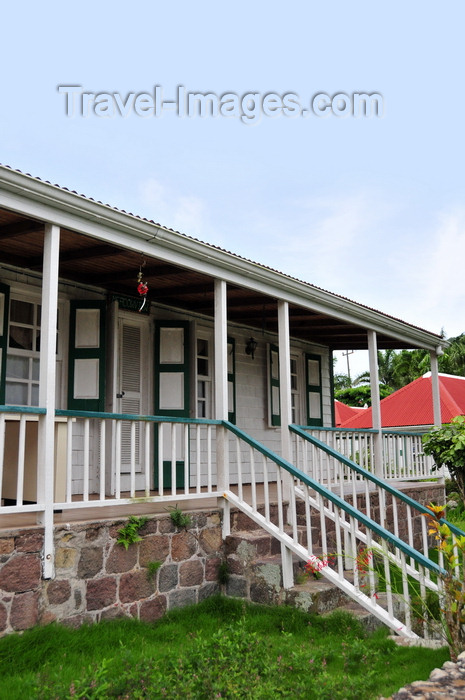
[339,374,465,429]
[334,400,366,427]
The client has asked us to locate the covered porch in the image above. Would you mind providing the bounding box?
[0,166,446,581]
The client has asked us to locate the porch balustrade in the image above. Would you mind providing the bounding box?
[297,426,443,482]
[0,409,446,516]
[0,407,223,514]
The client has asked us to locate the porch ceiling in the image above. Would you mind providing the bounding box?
[0,208,430,351]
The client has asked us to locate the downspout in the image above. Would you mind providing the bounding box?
[368,330,384,478]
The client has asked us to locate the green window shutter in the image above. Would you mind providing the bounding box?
[306,353,323,426]
[68,301,106,411]
[269,344,281,426]
[227,336,236,423]
[0,283,10,405]
[154,321,190,417]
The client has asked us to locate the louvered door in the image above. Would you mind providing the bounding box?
[119,321,143,473]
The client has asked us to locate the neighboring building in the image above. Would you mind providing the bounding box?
[334,399,365,427]
[340,373,465,431]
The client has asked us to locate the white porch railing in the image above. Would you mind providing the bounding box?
[0,406,47,513]
[299,426,443,481]
[0,407,222,514]
[0,409,446,521]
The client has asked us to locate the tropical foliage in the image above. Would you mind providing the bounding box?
[335,334,465,406]
[422,416,465,508]
[335,384,392,408]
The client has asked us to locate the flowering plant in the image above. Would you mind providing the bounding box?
[423,503,465,660]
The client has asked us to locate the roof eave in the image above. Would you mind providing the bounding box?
[0,165,445,352]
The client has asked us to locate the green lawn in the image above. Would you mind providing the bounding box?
[0,597,450,699]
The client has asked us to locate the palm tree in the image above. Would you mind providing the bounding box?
[354,349,398,389]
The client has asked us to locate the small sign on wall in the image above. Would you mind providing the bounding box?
[111,293,151,315]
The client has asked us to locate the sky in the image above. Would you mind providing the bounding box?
[1,2,464,379]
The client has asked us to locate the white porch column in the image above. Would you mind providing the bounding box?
[37,223,60,579]
[214,279,230,533]
[367,330,384,477]
[278,300,295,587]
[278,301,292,461]
[430,350,442,427]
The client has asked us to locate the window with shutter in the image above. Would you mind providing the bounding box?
[227,337,236,423]
[68,300,106,411]
[154,320,190,489]
[268,344,281,426]
[0,283,9,405]
[119,322,142,472]
[306,353,323,426]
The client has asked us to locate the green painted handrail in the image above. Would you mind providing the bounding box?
[0,405,46,415]
[291,424,465,539]
[55,409,220,425]
[299,425,377,434]
[222,420,444,575]
[299,425,428,437]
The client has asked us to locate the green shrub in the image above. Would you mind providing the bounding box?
[169,506,192,529]
[116,515,148,549]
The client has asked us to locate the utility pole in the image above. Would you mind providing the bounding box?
[342,349,354,382]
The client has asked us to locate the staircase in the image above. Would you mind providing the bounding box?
[219,420,465,641]
[224,511,392,631]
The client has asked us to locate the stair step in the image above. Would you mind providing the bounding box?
[225,510,404,634]
[225,529,395,630]
[225,526,319,557]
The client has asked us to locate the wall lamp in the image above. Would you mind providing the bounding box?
[245,337,258,360]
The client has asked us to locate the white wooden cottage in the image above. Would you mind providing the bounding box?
[0,165,454,639]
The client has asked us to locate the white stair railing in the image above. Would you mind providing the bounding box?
[221,420,460,640]
[290,425,454,557]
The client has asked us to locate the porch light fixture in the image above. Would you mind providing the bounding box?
[245,337,257,360]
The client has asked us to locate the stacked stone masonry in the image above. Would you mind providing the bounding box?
[0,483,445,636]
[0,511,223,636]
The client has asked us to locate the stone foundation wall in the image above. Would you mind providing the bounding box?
[0,510,223,636]
[0,483,447,636]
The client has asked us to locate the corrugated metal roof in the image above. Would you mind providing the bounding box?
[340,374,465,428]
[334,399,366,427]
[0,164,444,342]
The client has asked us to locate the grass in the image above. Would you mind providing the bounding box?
[0,597,450,699]
[448,509,465,532]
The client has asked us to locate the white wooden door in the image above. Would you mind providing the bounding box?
[117,318,148,490]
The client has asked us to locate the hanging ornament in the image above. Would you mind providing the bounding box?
[137,263,149,312]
